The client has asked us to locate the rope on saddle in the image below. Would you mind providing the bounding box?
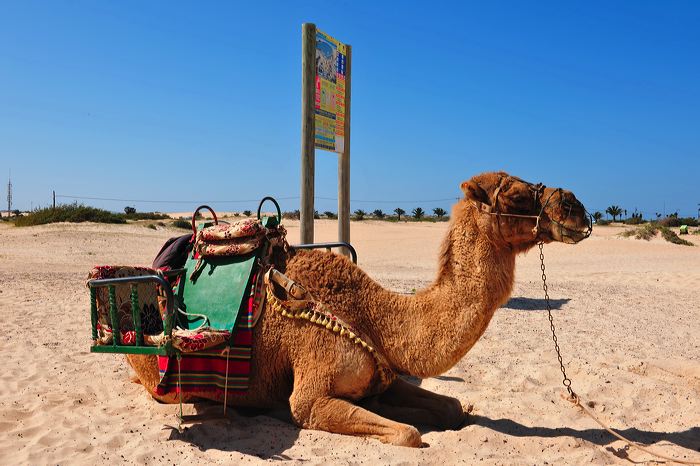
[264,268,395,388]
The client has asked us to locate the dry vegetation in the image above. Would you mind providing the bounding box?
[620,223,694,246]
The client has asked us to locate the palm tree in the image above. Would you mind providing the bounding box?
[353,209,366,220]
[243,210,252,217]
[592,211,603,223]
[412,207,425,220]
[433,207,447,219]
[394,208,406,221]
[372,209,385,219]
[323,211,337,219]
[605,205,623,222]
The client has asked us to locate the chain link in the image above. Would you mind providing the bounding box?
[538,242,574,396]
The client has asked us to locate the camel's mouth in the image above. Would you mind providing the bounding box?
[552,215,592,244]
[544,203,593,245]
[533,187,592,245]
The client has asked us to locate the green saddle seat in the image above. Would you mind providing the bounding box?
[176,217,276,331]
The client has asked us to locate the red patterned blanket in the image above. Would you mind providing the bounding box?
[155,273,263,397]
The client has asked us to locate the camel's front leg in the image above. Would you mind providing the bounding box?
[362,377,470,430]
[290,391,422,447]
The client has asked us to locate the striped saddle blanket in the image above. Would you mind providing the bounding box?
[155,273,263,397]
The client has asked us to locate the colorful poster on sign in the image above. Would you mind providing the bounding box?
[314,30,346,153]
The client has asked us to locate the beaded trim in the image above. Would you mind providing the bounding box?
[266,287,394,388]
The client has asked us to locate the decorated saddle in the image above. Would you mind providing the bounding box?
[87,200,286,396]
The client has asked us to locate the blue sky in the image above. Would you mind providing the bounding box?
[1,1,698,218]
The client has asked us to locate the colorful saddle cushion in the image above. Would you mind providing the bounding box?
[87,266,165,344]
[193,218,266,258]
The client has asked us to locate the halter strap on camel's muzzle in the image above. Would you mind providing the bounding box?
[470,176,592,244]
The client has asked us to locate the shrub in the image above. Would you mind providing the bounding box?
[123,212,170,220]
[282,210,300,220]
[353,209,366,220]
[146,223,157,230]
[619,224,694,246]
[623,217,645,225]
[172,219,191,229]
[659,217,681,227]
[242,210,252,217]
[620,224,657,241]
[657,216,698,227]
[596,219,611,226]
[15,203,126,226]
[659,226,694,246]
[323,211,337,219]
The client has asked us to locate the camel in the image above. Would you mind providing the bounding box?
[126,171,592,447]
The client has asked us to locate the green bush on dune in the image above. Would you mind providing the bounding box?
[172,219,191,229]
[123,212,170,221]
[620,223,694,246]
[14,202,176,227]
[15,203,126,226]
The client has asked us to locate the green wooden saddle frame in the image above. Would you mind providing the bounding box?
[88,198,282,356]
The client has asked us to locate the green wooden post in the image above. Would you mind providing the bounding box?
[108,285,120,346]
[130,284,143,346]
[89,287,98,341]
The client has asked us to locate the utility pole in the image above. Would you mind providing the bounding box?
[6,170,12,218]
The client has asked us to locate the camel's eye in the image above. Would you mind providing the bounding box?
[511,192,530,204]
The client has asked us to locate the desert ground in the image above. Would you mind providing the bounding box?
[0,218,698,465]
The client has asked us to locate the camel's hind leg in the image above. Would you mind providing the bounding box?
[361,377,470,430]
[126,355,195,404]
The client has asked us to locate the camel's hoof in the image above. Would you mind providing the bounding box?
[387,425,422,447]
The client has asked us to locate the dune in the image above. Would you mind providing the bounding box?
[0,220,698,464]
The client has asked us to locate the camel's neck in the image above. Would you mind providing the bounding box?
[368,203,516,378]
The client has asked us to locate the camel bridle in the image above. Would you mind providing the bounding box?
[469,176,592,245]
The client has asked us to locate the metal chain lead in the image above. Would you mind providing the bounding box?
[538,242,574,396]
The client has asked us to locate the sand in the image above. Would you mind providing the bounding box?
[1,219,699,465]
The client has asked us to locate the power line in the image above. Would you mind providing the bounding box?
[56,194,460,205]
[56,194,301,204]
[315,196,459,204]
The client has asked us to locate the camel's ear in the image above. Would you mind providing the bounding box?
[461,180,490,204]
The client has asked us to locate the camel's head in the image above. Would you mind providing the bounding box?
[460,171,591,250]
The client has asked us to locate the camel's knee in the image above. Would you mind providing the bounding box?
[288,390,318,428]
[386,425,422,447]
